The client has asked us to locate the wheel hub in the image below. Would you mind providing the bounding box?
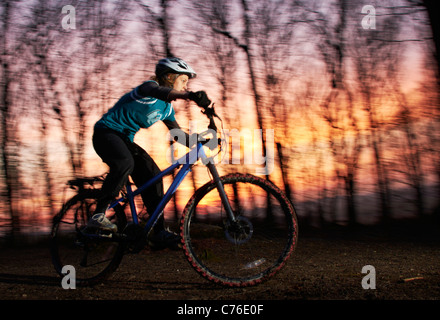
[224,216,253,245]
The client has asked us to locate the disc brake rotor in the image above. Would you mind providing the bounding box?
[224,216,253,245]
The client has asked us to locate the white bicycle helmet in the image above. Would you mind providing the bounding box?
[155,57,197,79]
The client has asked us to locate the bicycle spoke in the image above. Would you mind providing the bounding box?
[182,173,298,287]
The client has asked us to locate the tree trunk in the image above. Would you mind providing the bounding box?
[0,1,20,238]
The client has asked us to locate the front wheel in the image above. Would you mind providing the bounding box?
[50,189,127,286]
[181,173,298,287]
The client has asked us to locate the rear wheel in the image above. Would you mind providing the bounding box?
[181,173,298,287]
[50,189,127,286]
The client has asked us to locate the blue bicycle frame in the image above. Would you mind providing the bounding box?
[107,140,235,234]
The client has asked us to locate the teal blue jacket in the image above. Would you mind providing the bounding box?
[95,80,177,142]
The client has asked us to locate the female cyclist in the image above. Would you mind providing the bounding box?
[86,57,211,249]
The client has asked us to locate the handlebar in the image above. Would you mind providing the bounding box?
[198,103,223,151]
[201,104,221,131]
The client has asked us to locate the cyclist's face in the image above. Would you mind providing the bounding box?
[173,74,189,91]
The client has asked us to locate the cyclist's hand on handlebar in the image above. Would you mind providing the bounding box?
[189,91,211,109]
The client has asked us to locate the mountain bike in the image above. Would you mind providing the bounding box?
[50,104,298,287]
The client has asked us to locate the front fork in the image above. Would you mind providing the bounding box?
[206,162,236,223]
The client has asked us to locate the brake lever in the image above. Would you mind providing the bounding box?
[201,103,221,120]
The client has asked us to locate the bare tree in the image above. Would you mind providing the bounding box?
[52,0,130,178]
[0,0,22,237]
[251,0,301,202]
[417,0,440,218]
[297,0,364,226]
[204,0,272,180]
[22,0,62,217]
[349,7,409,223]
[191,0,240,169]
[415,0,440,97]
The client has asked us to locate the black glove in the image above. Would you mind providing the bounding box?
[189,91,211,109]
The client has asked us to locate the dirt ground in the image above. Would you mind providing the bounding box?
[0,223,439,316]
